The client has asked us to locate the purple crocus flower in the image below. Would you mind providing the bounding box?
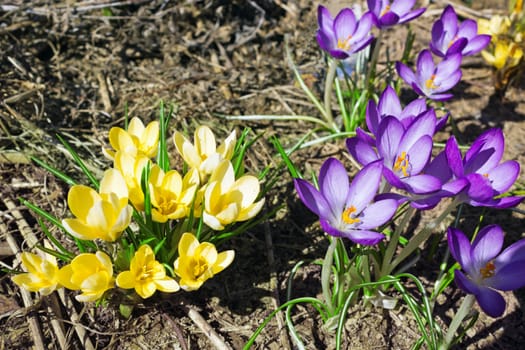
[396,49,462,101]
[430,5,491,58]
[367,0,425,28]
[445,128,524,208]
[316,5,374,59]
[366,86,448,136]
[347,114,442,195]
[294,158,397,245]
[448,225,525,317]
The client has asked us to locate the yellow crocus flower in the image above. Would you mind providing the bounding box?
[116,245,179,298]
[482,40,523,69]
[173,126,236,181]
[58,251,115,302]
[62,169,133,242]
[149,165,200,223]
[173,232,234,291]
[478,15,511,37]
[200,159,265,230]
[104,117,159,159]
[114,151,151,211]
[11,252,59,296]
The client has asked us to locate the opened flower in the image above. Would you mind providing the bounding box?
[367,0,425,28]
[347,114,442,195]
[174,232,235,291]
[149,165,200,223]
[62,169,133,242]
[294,158,397,245]
[448,225,525,317]
[481,40,523,70]
[396,49,462,101]
[445,128,523,208]
[116,245,179,298]
[173,126,236,181]
[200,159,264,230]
[58,251,114,302]
[104,117,159,159]
[477,15,511,37]
[12,252,60,296]
[316,5,374,59]
[430,5,490,57]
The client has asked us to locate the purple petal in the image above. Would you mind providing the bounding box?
[464,128,504,174]
[430,20,446,57]
[401,98,427,119]
[378,85,402,117]
[427,92,455,101]
[401,174,442,194]
[318,5,334,29]
[442,178,469,195]
[445,136,464,177]
[377,117,404,163]
[436,112,449,131]
[457,19,477,39]
[390,0,416,15]
[471,225,504,271]
[334,9,357,41]
[404,136,433,174]
[489,260,525,291]
[475,287,506,318]
[465,173,494,202]
[446,38,468,56]
[398,8,426,24]
[352,12,374,41]
[379,12,400,27]
[448,227,472,269]
[454,270,479,295]
[488,160,520,193]
[294,179,331,219]
[347,160,383,212]
[356,127,376,145]
[463,35,491,56]
[366,100,380,135]
[350,36,375,54]
[320,219,345,238]
[396,61,416,86]
[383,167,407,189]
[441,5,458,33]
[435,69,462,92]
[317,30,335,53]
[400,110,436,149]
[358,199,398,229]
[487,196,525,209]
[328,48,350,60]
[319,158,350,212]
[495,238,525,268]
[417,50,435,80]
[344,229,385,245]
[425,150,452,183]
[346,137,379,166]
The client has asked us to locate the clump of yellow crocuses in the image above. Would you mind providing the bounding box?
[11,112,266,310]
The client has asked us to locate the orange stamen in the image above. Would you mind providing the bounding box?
[393,151,410,177]
[342,205,360,224]
[480,261,496,279]
[425,74,438,90]
[337,35,352,51]
[380,4,391,17]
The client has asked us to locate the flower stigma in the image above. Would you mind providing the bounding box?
[393,151,410,177]
[480,260,496,279]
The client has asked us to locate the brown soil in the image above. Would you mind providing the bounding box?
[1,1,524,349]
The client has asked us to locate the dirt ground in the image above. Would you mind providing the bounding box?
[1,1,524,349]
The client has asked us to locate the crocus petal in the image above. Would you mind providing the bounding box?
[396,62,416,86]
[378,86,402,118]
[454,270,480,295]
[346,137,379,166]
[116,271,135,289]
[67,185,99,220]
[447,228,472,270]
[212,250,235,274]
[379,12,400,27]
[334,9,357,43]
[358,199,398,229]
[417,50,435,80]
[319,158,349,212]
[495,238,525,266]
[377,117,404,163]
[347,160,383,212]
[154,278,180,293]
[471,225,504,271]
[464,129,504,174]
[178,232,199,258]
[390,0,416,16]
[487,160,520,193]
[463,35,491,56]
[475,287,506,318]
[404,136,433,174]
[366,100,380,135]
[401,174,442,194]
[294,179,332,220]
[445,136,464,177]
[465,173,494,202]
[344,229,385,246]
[489,260,525,291]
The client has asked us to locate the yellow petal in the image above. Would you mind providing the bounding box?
[116,271,136,289]
[195,126,216,158]
[178,233,199,258]
[62,218,102,240]
[215,202,240,226]
[20,252,43,274]
[100,169,128,199]
[203,212,224,230]
[68,185,99,220]
[136,281,157,299]
[173,131,201,168]
[57,264,78,290]
[154,278,180,293]
[231,175,260,207]
[212,250,235,274]
[141,121,160,157]
[179,278,204,291]
[127,117,145,137]
[237,199,265,222]
[217,130,236,160]
[196,243,218,265]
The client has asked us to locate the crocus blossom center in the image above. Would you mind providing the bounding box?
[337,35,353,51]
[425,74,438,90]
[480,260,496,279]
[342,205,360,224]
[393,151,410,177]
[448,35,459,48]
[192,257,209,279]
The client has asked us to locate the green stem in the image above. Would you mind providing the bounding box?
[380,206,416,278]
[322,237,338,315]
[440,294,475,349]
[389,199,459,275]
[323,59,340,132]
[365,31,383,93]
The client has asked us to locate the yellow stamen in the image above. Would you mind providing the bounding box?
[342,205,360,224]
[380,4,391,17]
[480,261,496,279]
[425,74,438,90]
[337,35,352,51]
[393,151,410,177]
